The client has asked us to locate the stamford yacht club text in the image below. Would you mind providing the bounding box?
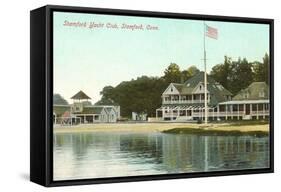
[63,20,159,31]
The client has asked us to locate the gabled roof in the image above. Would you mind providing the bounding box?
[82,106,104,114]
[184,72,232,95]
[233,82,269,100]
[53,105,71,116]
[163,72,232,106]
[71,90,91,100]
[172,83,184,92]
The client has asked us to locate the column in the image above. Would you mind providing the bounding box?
[225,104,227,120]
[156,109,158,119]
[250,104,252,119]
[256,104,259,120]
[237,104,240,120]
[263,103,265,119]
[231,104,233,120]
[268,103,270,115]
[243,104,246,119]
[217,105,220,121]
[212,108,215,120]
[171,107,173,121]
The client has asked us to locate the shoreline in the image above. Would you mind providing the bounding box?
[53,122,269,134]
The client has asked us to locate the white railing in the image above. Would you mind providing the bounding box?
[251,110,270,115]
[162,110,270,118]
[162,100,209,104]
[164,112,179,116]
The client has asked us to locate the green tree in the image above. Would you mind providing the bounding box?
[181,65,200,83]
[163,63,181,83]
[95,86,116,105]
[229,57,253,94]
[210,56,232,90]
[253,53,269,84]
[53,94,68,105]
[187,65,200,76]
[210,56,255,95]
[97,76,167,118]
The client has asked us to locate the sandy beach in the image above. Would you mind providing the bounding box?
[53,122,269,134]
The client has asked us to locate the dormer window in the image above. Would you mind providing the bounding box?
[171,87,173,92]
[244,92,249,99]
[199,85,202,91]
[216,84,223,90]
[259,90,265,98]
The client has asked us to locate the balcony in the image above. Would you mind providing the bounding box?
[162,99,209,104]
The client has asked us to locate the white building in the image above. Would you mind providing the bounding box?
[156,72,269,121]
[53,91,120,124]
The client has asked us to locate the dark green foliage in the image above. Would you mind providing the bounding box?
[253,53,269,84]
[210,56,232,90]
[96,76,168,117]
[163,128,268,137]
[53,93,68,105]
[229,57,254,95]
[95,86,116,105]
[163,63,182,83]
[181,65,200,83]
[210,53,269,95]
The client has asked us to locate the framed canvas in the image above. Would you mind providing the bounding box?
[30,5,274,187]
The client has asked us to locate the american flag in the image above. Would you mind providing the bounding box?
[206,25,218,39]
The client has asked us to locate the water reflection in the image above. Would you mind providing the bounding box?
[53,132,269,180]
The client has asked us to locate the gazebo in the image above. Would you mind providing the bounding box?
[71,90,91,102]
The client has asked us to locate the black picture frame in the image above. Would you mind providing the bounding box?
[30,4,274,187]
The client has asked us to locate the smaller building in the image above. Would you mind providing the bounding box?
[132,112,147,121]
[218,82,269,120]
[53,91,120,125]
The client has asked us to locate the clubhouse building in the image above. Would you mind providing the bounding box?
[156,72,269,121]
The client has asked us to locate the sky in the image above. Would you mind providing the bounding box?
[53,11,270,104]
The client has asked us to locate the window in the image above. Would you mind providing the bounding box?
[171,87,173,92]
[216,84,223,90]
[244,92,249,99]
[259,90,265,98]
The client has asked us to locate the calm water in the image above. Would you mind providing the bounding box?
[53,132,269,181]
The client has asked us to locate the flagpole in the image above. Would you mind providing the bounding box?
[203,21,208,124]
